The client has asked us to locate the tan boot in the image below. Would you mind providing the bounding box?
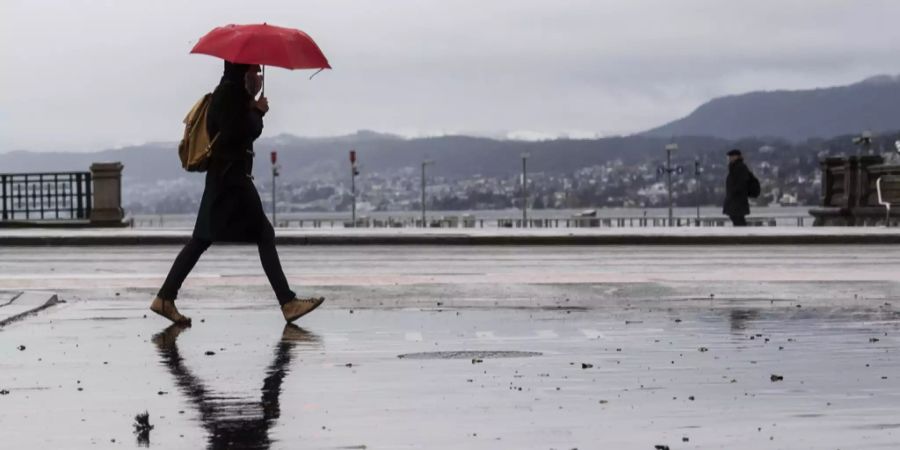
[281,297,325,323]
[152,323,191,349]
[150,296,192,325]
[281,324,319,344]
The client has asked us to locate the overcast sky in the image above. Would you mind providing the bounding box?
[4,0,900,151]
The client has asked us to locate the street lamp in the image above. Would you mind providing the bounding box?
[853,130,873,156]
[270,151,279,226]
[350,150,359,227]
[852,131,873,211]
[521,152,530,228]
[694,158,701,224]
[665,143,678,226]
[421,159,434,228]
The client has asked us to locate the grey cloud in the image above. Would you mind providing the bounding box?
[3,0,900,151]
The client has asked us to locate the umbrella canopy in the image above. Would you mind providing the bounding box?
[191,23,331,70]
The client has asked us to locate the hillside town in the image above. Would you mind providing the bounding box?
[132,142,826,215]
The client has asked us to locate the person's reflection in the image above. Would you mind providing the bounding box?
[152,324,320,449]
[728,308,760,332]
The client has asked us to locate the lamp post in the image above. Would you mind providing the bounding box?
[350,150,358,227]
[665,143,678,226]
[421,159,433,228]
[270,151,278,226]
[852,131,873,210]
[694,158,701,224]
[521,152,530,228]
[853,130,873,156]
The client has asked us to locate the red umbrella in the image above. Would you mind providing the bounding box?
[191,23,331,92]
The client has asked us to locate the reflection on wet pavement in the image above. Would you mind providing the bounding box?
[5,245,900,449]
[1,298,898,449]
[152,324,319,449]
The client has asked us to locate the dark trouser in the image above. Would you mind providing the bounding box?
[157,235,297,306]
[729,215,747,227]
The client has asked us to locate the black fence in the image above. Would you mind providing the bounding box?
[0,172,92,221]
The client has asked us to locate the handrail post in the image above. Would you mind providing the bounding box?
[89,163,123,226]
[1,174,6,220]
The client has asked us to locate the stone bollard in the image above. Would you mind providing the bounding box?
[89,162,125,226]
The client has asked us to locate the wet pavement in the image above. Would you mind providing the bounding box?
[1,245,900,449]
[6,226,900,246]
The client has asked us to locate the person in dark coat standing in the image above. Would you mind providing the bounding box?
[150,61,324,325]
[723,149,750,226]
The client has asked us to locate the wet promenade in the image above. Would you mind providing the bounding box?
[1,245,899,449]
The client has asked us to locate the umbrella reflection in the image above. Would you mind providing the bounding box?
[152,324,320,449]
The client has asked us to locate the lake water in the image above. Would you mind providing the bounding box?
[130,206,813,228]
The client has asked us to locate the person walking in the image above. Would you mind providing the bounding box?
[723,149,752,227]
[150,61,324,325]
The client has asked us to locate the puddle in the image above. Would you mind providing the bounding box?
[397,350,542,360]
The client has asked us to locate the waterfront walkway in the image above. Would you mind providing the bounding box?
[4,226,900,245]
[2,244,899,449]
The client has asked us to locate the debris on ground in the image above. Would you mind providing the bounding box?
[770,374,784,382]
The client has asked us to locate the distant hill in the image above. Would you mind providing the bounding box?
[7,128,899,213]
[644,75,900,141]
[0,132,731,183]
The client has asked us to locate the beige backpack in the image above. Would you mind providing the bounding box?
[178,94,219,172]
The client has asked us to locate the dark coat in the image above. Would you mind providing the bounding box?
[723,159,751,217]
[192,63,273,243]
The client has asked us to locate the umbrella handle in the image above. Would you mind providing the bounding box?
[261,65,266,98]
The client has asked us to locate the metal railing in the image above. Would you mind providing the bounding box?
[266,215,809,228]
[0,172,92,221]
[128,213,811,229]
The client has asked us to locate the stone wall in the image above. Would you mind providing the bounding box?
[810,155,900,225]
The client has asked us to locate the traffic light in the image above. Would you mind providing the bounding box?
[350,150,359,176]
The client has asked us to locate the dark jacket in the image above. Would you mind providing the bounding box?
[192,63,272,243]
[723,159,751,217]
